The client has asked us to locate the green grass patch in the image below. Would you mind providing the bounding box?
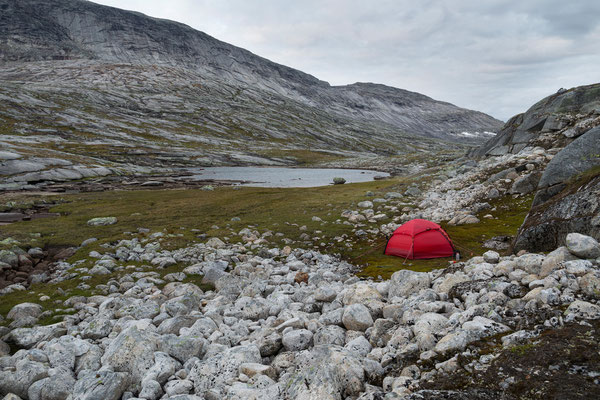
[508,343,537,356]
[0,179,401,261]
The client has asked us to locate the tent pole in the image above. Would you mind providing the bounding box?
[402,240,414,265]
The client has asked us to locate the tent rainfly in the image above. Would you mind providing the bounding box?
[384,219,455,260]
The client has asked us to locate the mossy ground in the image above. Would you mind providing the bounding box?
[419,320,600,399]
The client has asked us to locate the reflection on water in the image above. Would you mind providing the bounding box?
[187,167,389,188]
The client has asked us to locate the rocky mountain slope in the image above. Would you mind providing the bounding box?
[0,0,501,187]
[469,84,600,252]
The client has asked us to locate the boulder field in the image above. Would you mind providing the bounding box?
[0,230,599,399]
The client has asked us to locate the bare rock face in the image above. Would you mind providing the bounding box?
[471,83,600,254]
[471,84,600,157]
[532,126,600,207]
[513,127,600,253]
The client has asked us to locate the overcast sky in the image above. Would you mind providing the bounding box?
[94,0,600,121]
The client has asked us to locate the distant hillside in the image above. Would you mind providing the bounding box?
[0,0,502,179]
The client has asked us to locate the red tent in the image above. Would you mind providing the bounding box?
[384,219,455,260]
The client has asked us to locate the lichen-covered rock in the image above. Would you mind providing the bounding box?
[345,335,372,357]
[566,232,600,259]
[100,325,159,391]
[342,283,383,306]
[205,237,225,249]
[82,317,113,340]
[579,272,600,299]
[284,345,365,399]
[72,370,130,400]
[482,251,500,264]
[7,302,43,323]
[239,362,276,379]
[342,304,374,332]
[509,172,542,195]
[282,329,314,351]
[539,246,577,277]
[5,323,67,349]
[27,373,75,400]
[189,344,261,396]
[516,253,545,275]
[389,270,431,298]
[139,379,163,400]
[413,313,449,337]
[0,360,48,399]
[87,217,118,226]
[0,250,18,268]
[434,330,470,354]
[43,335,91,371]
[564,300,600,321]
[313,325,346,346]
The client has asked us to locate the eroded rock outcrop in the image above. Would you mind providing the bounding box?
[470,83,600,253]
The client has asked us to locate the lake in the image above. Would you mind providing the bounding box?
[187,167,389,188]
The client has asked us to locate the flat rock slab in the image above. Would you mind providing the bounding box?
[0,213,27,223]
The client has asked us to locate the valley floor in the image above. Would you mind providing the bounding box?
[0,149,599,399]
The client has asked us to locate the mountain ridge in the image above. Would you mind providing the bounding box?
[0,0,503,187]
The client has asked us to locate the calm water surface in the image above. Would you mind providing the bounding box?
[188,167,389,188]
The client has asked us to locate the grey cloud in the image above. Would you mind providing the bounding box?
[94,0,600,120]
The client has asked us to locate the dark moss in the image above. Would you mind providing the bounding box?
[418,320,600,400]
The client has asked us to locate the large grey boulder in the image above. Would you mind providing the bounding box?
[313,325,346,346]
[82,317,113,340]
[139,379,163,400]
[0,250,18,268]
[284,345,365,399]
[342,283,383,305]
[72,370,130,400]
[413,313,449,337]
[27,373,75,400]
[564,300,600,321]
[7,303,43,321]
[5,323,67,349]
[539,246,577,277]
[144,352,181,385]
[462,316,510,341]
[116,300,160,320]
[0,361,48,399]
[189,344,261,396]
[100,326,159,391]
[158,334,206,364]
[566,233,600,259]
[233,296,271,321]
[510,172,542,195]
[389,270,431,298]
[282,329,314,351]
[342,304,374,332]
[43,335,91,371]
[87,217,118,226]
